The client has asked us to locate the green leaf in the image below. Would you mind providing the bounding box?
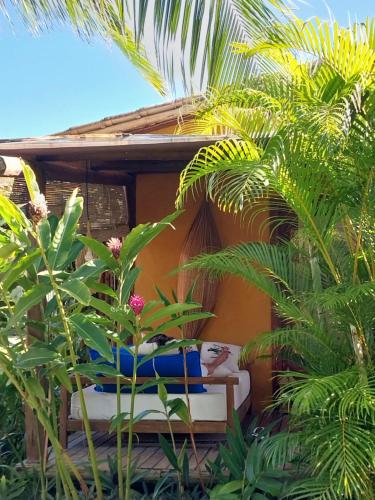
[59,278,91,305]
[233,411,247,457]
[120,267,141,304]
[48,214,59,239]
[53,366,73,392]
[70,314,113,362]
[26,377,45,400]
[142,303,200,327]
[133,409,162,425]
[218,444,242,479]
[47,189,83,270]
[159,434,180,471]
[155,287,171,306]
[167,398,190,425]
[139,300,162,317]
[37,219,51,251]
[11,283,52,324]
[109,412,129,433]
[0,195,30,237]
[85,279,117,299]
[156,312,214,332]
[256,477,284,496]
[90,297,132,326]
[73,362,122,380]
[121,409,163,431]
[78,236,118,270]
[64,240,84,267]
[157,375,168,404]
[177,439,188,472]
[210,480,242,497]
[17,346,59,369]
[0,243,18,260]
[135,377,176,393]
[182,443,190,487]
[22,163,40,202]
[251,494,269,500]
[69,259,107,281]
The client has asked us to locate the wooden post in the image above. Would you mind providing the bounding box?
[126,175,136,229]
[226,382,235,430]
[25,163,47,463]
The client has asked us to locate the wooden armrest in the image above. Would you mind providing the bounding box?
[74,375,239,386]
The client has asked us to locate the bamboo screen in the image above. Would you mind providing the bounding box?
[5,176,129,241]
[45,180,129,241]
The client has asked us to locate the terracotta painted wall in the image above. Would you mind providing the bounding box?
[135,173,272,411]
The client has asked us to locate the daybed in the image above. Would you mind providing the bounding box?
[59,371,251,448]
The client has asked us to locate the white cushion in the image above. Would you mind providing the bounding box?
[200,341,241,375]
[70,370,250,422]
[137,343,158,355]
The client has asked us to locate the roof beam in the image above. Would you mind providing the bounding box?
[34,151,196,162]
[89,160,188,173]
[39,162,134,186]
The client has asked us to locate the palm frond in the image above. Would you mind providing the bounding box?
[241,326,349,374]
[127,0,292,93]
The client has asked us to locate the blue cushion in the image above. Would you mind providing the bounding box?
[89,348,206,394]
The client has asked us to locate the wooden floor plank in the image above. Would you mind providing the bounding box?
[136,447,159,468]
[38,410,285,482]
[139,449,165,469]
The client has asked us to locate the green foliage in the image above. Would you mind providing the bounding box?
[0,163,210,499]
[0,373,24,466]
[162,4,375,499]
[208,416,288,499]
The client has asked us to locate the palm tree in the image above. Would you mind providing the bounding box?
[4,1,375,496]
[1,0,292,95]
[171,14,375,499]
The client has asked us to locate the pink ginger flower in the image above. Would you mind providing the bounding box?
[129,294,145,316]
[106,237,122,259]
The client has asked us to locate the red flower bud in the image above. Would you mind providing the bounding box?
[129,294,145,316]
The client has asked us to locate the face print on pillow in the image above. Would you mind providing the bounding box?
[200,342,241,374]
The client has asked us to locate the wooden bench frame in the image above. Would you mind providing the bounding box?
[59,376,251,449]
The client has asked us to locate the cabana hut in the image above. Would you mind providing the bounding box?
[0,99,273,468]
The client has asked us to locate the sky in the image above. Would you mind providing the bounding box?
[0,0,373,139]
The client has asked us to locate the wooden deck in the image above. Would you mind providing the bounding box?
[44,432,222,480]
[25,411,287,481]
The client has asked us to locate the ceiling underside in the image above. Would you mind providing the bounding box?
[0,134,228,185]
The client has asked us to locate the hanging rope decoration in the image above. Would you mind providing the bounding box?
[177,201,222,339]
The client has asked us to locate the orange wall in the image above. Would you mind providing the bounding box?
[135,173,272,411]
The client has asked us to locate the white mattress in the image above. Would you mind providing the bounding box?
[70,371,250,422]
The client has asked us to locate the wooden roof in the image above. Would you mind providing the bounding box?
[0,134,223,160]
[0,98,218,186]
[57,97,197,136]
[0,133,227,185]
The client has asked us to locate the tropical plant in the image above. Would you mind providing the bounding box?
[0,162,214,499]
[82,231,212,500]
[208,415,288,499]
[1,1,295,96]
[0,372,24,466]
[162,8,375,500]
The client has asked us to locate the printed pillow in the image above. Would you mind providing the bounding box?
[90,348,206,394]
[200,341,241,376]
